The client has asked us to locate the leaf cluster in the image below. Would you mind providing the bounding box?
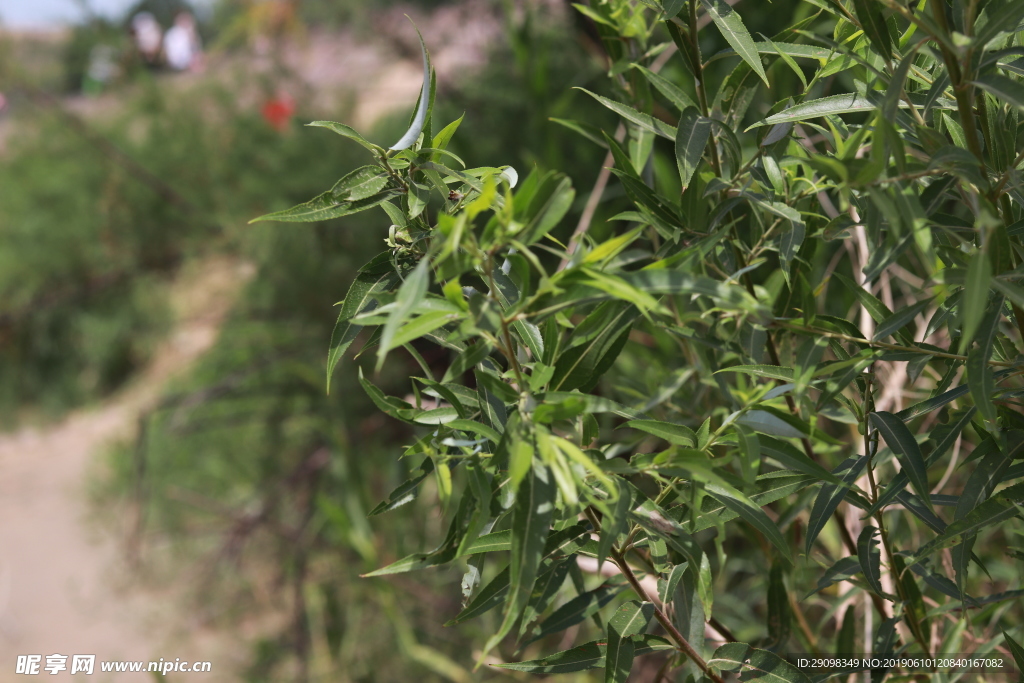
[258,1,1024,680]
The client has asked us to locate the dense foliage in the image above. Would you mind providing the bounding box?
[258,0,1024,681]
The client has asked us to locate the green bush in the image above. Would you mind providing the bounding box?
[257,1,1024,681]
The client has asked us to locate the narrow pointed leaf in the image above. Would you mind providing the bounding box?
[604,628,634,683]
[625,419,697,447]
[675,107,712,189]
[857,525,885,596]
[705,482,793,565]
[709,643,813,683]
[390,25,432,150]
[805,455,868,554]
[909,482,1024,561]
[327,266,401,392]
[974,73,1024,111]
[699,0,769,85]
[870,411,931,508]
[378,259,430,369]
[851,0,892,60]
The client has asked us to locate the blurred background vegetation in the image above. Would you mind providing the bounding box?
[0,0,918,680]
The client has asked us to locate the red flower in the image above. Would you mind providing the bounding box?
[261,96,295,131]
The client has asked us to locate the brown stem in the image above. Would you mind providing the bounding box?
[611,548,725,683]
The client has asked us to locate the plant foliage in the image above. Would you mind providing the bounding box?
[257,1,1024,680]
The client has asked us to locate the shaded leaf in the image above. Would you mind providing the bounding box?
[676,107,712,189]
[709,642,812,683]
[870,411,931,508]
[699,0,769,85]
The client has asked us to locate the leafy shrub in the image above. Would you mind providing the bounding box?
[258,0,1024,681]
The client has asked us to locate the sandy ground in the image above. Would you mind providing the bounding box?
[0,5,501,679]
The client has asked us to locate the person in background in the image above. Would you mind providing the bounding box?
[82,45,120,96]
[164,12,204,72]
[130,12,163,67]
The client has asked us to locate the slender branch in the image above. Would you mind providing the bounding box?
[558,124,625,271]
[773,320,1020,367]
[583,508,724,683]
[611,547,725,683]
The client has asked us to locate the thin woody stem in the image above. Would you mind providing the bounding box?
[583,508,724,683]
[611,548,725,683]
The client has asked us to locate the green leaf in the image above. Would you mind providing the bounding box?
[459,529,512,555]
[867,408,975,515]
[909,482,1024,562]
[446,565,509,625]
[358,369,414,421]
[966,296,1003,421]
[368,458,435,516]
[857,525,885,597]
[1003,631,1024,675]
[805,456,868,554]
[447,419,501,444]
[390,23,432,150]
[709,643,812,683]
[808,555,861,596]
[625,419,697,447]
[431,114,464,156]
[872,299,932,341]
[442,342,492,384]
[960,250,992,350]
[717,365,796,382]
[330,165,390,201]
[754,94,874,127]
[520,175,576,245]
[551,303,640,392]
[250,189,393,223]
[759,437,845,486]
[550,117,609,148]
[632,64,699,112]
[699,0,769,86]
[526,579,627,645]
[388,309,462,351]
[629,492,703,569]
[604,626,633,683]
[495,635,674,673]
[974,73,1024,112]
[378,259,430,370]
[675,107,712,189]
[519,559,572,636]
[967,346,997,421]
[851,0,892,61]
[869,411,931,508]
[574,88,677,140]
[737,410,805,439]
[607,600,654,638]
[327,266,401,392]
[506,465,557,634]
[705,482,793,565]
[765,563,791,649]
[307,120,384,153]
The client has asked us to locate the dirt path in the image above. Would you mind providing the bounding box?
[0,257,255,681]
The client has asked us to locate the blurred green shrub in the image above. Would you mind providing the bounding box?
[0,78,353,418]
